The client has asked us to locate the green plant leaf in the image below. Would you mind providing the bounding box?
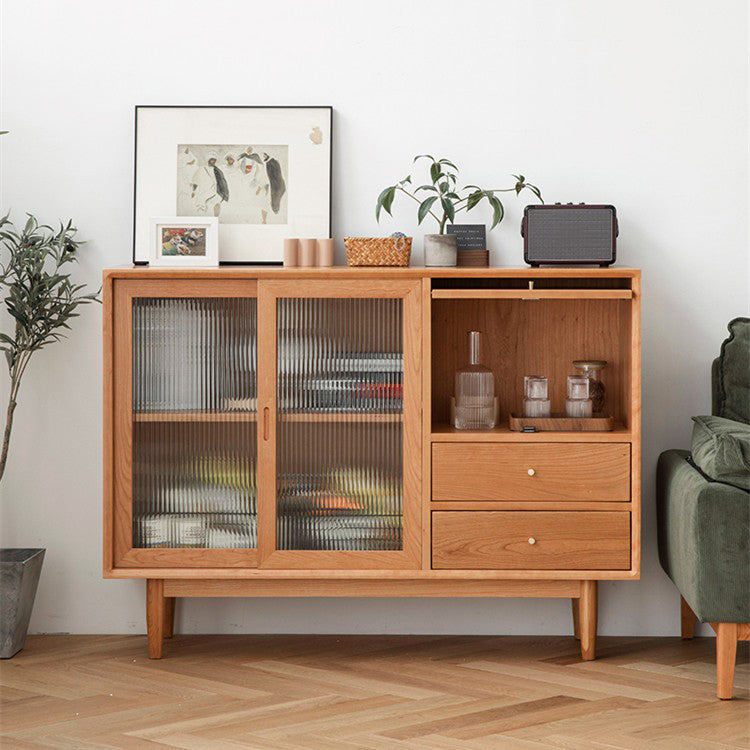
[466,191,484,210]
[526,183,544,203]
[489,195,505,229]
[414,154,435,164]
[415,185,437,193]
[438,158,458,171]
[418,196,438,224]
[430,162,442,183]
[441,197,456,223]
[375,185,396,220]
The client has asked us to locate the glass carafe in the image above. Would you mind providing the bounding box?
[454,331,496,430]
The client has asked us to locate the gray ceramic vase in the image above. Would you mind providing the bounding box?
[0,548,45,658]
[424,234,458,267]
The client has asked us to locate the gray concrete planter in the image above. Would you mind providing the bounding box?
[424,234,457,267]
[1,548,45,658]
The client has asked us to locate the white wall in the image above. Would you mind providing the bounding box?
[1,0,747,637]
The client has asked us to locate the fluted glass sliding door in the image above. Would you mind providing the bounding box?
[112,280,258,568]
[257,279,422,569]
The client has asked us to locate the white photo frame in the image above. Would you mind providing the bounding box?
[149,217,219,267]
[133,106,332,264]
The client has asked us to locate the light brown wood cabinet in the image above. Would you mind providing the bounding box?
[103,267,641,660]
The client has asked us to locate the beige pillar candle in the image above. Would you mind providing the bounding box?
[299,238,317,267]
[316,238,334,267]
[283,238,299,267]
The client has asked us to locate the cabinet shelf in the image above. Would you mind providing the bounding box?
[133,411,403,424]
[431,289,633,300]
[431,421,632,442]
[133,411,257,422]
[279,412,402,423]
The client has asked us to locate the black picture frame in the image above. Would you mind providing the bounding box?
[132,105,333,265]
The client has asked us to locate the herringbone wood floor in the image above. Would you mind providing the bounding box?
[0,635,747,749]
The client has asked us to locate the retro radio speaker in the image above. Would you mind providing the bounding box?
[521,203,618,266]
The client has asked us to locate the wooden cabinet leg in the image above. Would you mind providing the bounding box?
[571,598,581,640]
[681,596,696,640]
[715,622,738,700]
[579,580,597,661]
[164,597,175,639]
[146,579,165,659]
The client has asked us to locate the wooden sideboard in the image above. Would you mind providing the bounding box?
[103,266,641,659]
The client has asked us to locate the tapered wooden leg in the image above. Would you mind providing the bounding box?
[146,579,165,659]
[571,598,581,640]
[579,580,597,661]
[714,622,738,700]
[164,597,175,639]
[681,596,696,640]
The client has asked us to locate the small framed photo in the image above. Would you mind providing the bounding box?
[149,217,218,266]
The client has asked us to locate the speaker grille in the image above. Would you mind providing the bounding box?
[526,208,614,262]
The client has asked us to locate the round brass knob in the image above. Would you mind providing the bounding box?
[527,468,536,476]
[528,537,536,545]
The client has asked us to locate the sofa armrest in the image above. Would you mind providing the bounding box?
[657,449,750,623]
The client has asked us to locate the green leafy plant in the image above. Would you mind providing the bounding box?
[376,155,543,234]
[0,215,100,480]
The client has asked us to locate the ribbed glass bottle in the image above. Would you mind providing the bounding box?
[454,330,496,430]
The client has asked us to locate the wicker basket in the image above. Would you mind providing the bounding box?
[344,237,412,267]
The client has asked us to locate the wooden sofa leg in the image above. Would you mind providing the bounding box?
[571,598,581,640]
[714,622,738,700]
[681,596,696,639]
[146,579,165,659]
[164,597,176,639]
[579,580,597,661]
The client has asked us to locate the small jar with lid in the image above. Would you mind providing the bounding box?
[573,360,607,413]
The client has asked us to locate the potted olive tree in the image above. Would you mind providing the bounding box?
[0,214,99,658]
[376,155,543,266]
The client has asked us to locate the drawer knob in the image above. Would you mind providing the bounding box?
[528,537,536,545]
[527,468,536,476]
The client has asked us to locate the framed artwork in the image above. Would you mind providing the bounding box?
[149,217,219,267]
[133,106,332,264]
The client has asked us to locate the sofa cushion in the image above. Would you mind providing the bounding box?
[692,415,750,491]
[713,317,750,424]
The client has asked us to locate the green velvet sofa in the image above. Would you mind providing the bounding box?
[657,317,750,699]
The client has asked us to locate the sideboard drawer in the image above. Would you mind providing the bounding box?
[432,511,631,570]
[432,443,630,502]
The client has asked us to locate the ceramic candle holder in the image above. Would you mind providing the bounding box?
[316,239,334,267]
[299,239,316,267]
[283,239,299,267]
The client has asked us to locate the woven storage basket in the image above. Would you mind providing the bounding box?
[344,237,412,267]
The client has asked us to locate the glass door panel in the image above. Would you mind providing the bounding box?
[131,297,257,550]
[276,298,404,551]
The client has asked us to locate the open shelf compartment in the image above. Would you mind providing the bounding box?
[431,295,636,436]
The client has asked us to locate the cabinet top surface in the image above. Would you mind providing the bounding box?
[104,265,640,280]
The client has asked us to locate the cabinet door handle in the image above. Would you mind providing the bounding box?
[263,407,270,441]
[527,468,536,476]
[528,537,536,545]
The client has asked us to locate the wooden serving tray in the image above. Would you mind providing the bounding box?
[508,413,615,432]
